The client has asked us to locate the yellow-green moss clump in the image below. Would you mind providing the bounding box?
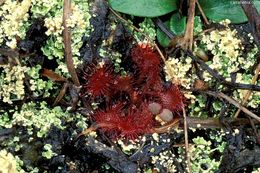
[164,55,196,101]
[0,149,40,172]
[0,101,88,138]
[0,149,27,173]
[134,18,157,43]
[0,0,31,49]
[0,0,93,103]
[27,65,54,97]
[0,63,54,104]
[0,0,91,77]
[0,64,27,104]
[0,101,66,138]
[199,19,243,81]
[0,149,19,173]
[189,135,225,173]
[0,100,88,171]
[164,19,260,118]
[10,101,65,137]
[198,19,260,109]
[151,150,177,173]
[40,0,91,76]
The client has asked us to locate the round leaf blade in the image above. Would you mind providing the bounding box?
[198,0,260,24]
[109,0,177,17]
[157,21,171,47]
[170,13,186,35]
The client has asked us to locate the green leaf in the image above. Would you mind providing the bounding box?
[157,13,186,47]
[198,0,260,24]
[157,21,171,48]
[109,0,177,17]
[170,13,186,35]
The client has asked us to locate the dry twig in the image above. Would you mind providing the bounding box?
[41,69,67,82]
[63,0,80,86]
[185,50,260,91]
[152,119,180,134]
[183,107,191,173]
[240,0,260,49]
[235,63,260,117]
[53,82,70,106]
[0,48,19,58]
[154,18,175,39]
[184,117,259,129]
[182,0,196,50]
[0,0,5,6]
[195,0,209,25]
[206,91,260,123]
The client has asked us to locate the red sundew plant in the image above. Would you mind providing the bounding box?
[112,75,134,94]
[130,44,162,90]
[111,75,140,103]
[81,44,186,140]
[83,64,114,97]
[116,104,154,140]
[91,103,154,140]
[130,44,161,72]
[93,103,124,133]
[156,84,185,112]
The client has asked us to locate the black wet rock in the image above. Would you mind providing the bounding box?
[80,0,109,63]
[129,134,173,165]
[75,137,138,173]
[218,127,250,173]
[111,23,133,56]
[18,18,48,54]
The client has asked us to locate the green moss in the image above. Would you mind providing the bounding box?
[179,135,225,173]
[134,18,156,43]
[0,149,40,173]
[38,0,91,77]
[0,100,88,171]
[42,144,57,159]
[201,29,259,108]
[10,101,65,137]
[99,47,127,75]
[189,95,209,118]
[0,112,12,128]
[198,23,243,81]
[27,65,55,97]
[0,0,91,172]
[31,0,63,18]
[253,167,260,173]
[194,22,260,113]
[194,16,203,35]
[0,63,27,104]
[66,112,88,130]
[0,100,88,138]
[0,149,23,173]
[0,0,31,49]
[191,134,225,172]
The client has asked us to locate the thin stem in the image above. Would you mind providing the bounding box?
[154,18,175,39]
[183,0,196,50]
[235,63,260,117]
[183,107,191,173]
[185,50,260,91]
[240,0,260,49]
[195,0,210,25]
[63,0,80,86]
[205,91,260,123]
